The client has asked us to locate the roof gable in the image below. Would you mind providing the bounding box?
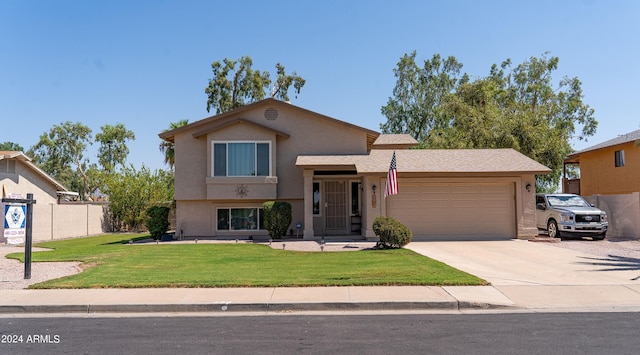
[191,118,290,139]
[567,129,640,159]
[159,98,380,147]
[0,151,68,192]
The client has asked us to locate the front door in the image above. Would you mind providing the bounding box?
[324,180,348,235]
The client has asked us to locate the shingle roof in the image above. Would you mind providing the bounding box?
[372,134,419,147]
[296,149,551,174]
[569,129,640,157]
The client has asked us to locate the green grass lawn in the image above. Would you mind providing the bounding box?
[6,234,487,289]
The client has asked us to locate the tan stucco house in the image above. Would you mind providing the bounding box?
[159,99,550,241]
[1,151,69,204]
[1,151,104,242]
[563,129,640,238]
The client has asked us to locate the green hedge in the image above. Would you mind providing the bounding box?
[262,201,292,239]
[372,216,412,248]
[145,206,170,240]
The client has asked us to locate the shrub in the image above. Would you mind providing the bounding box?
[145,206,170,240]
[262,201,292,239]
[372,216,412,248]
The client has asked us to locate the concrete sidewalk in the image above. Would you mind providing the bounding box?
[0,286,512,314]
[2,284,640,314]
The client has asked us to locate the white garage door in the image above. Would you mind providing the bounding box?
[386,181,515,239]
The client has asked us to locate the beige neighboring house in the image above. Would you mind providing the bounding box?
[1,151,69,203]
[1,151,103,242]
[159,99,551,241]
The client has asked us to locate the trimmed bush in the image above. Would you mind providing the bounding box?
[372,216,412,248]
[145,206,170,240]
[262,201,292,239]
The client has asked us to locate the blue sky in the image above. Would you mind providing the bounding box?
[2,0,639,171]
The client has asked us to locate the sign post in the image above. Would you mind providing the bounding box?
[2,193,36,279]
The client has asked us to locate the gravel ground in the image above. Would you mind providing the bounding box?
[2,238,638,290]
[0,245,81,290]
[544,237,640,259]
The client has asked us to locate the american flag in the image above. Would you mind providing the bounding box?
[384,151,398,198]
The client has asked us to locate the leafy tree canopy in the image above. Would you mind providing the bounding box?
[95,123,135,173]
[205,55,306,114]
[103,164,174,231]
[381,52,597,192]
[28,121,137,199]
[159,119,189,169]
[0,141,24,151]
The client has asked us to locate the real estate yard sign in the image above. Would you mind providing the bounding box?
[2,193,36,279]
[2,202,26,245]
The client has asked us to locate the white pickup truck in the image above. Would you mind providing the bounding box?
[536,193,608,240]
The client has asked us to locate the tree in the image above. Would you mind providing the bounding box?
[381,51,468,142]
[28,121,93,197]
[271,63,306,102]
[95,123,135,172]
[205,55,305,114]
[159,119,189,169]
[381,52,597,192]
[27,122,136,199]
[103,165,174,231]
[0,142,24,151]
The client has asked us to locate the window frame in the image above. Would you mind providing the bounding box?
[216,207,266,231]
[615,150,625,167]
[212,141,272,177]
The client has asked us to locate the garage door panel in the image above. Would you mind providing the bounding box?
[387,181,515,239]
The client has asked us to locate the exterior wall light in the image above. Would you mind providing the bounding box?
[526,183,532,192]
[372,185,377,193]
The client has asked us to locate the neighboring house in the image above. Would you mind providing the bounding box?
[563,129,640,238]
[1,151,69,204]
[1,151,104,242]
[159,99,550,241]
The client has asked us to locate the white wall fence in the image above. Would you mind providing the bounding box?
[584,193,640,239]
[31,203,107,242]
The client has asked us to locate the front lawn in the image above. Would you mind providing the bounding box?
[6,234,487,288]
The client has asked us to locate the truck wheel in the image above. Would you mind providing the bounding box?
[592,233,606,241]
[547,220,559,238]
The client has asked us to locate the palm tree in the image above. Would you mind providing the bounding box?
[159,119,189,169]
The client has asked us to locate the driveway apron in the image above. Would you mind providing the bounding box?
[406,239,640,286]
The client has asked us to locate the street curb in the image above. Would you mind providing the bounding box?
[0,301,515,314]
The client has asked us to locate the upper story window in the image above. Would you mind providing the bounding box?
[213,141,271,177]
[615,150,625,167]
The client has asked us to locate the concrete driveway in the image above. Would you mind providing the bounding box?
[406,239,640,286]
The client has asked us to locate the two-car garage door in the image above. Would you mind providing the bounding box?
[386,181,515,239]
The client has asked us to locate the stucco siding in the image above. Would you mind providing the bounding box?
[578,142,640,195]
[176,199,303,238]
[174,130,207,200]
[584,193,640,239]
[1,160,59,204]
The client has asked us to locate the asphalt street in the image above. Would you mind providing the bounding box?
[2,313,640,354]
